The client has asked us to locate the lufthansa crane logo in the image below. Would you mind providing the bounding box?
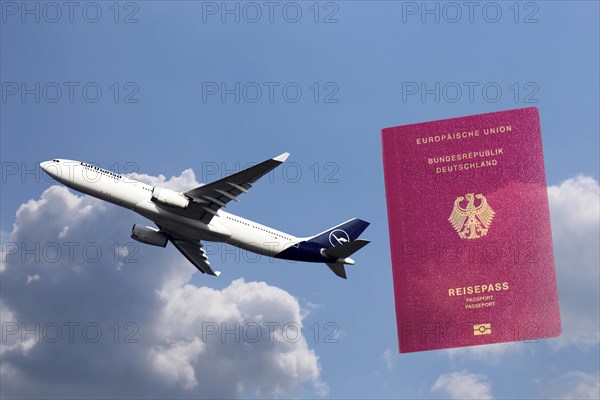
[329,229,350,247]
[448,193,495,240]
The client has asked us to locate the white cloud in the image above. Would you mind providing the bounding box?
[548,176,600,349]
[150,278,324,398]
[150,338,206,390]
[0,171,325,399]
[546,371,600,399]
[130,168,198,191]
[58,225,69,239]
[0,302,35,357]
[431,370,493,400]
[382,347,395,370]
[444,342,528,365]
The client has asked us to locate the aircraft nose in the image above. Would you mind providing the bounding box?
[40,160,59,178]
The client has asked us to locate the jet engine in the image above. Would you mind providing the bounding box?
[131,224,168,247]
[151,187,190,209]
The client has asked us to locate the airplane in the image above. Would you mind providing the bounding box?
[39,154,370,278]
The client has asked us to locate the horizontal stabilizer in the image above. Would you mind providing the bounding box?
[326,263,347,279]
[323,239,370,259]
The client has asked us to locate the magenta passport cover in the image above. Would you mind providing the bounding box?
[381,107,561,353]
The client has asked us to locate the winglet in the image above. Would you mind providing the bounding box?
[273,152,290,163]
[214,271,222,277]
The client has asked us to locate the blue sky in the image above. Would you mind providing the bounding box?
[1,1,599,399]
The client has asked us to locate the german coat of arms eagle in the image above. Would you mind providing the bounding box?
[448,193,495,239]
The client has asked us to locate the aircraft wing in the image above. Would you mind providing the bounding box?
[184,152,289,224]
[170,239,221,276]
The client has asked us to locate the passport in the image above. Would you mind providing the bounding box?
[381,107,561,353]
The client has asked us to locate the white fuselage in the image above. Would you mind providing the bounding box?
[40,160,302,257]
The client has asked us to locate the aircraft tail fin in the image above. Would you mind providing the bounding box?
[304,218,369,279]
[308,218,370,248]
